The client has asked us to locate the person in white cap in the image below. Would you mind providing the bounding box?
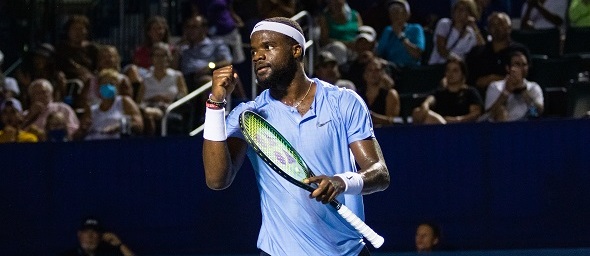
[0,50,23,112]
[202,17,390,256]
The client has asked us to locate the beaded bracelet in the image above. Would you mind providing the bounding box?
[207,94,227,109]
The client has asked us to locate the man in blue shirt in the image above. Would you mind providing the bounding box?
[202,17,390,255]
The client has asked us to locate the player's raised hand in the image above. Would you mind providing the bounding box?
[211,65,237,102]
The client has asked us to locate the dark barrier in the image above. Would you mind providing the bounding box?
[1,119,590,255]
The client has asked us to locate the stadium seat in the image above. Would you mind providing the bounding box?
[529,54,581,89]
[567,81,590,118]
[511,28,561,57]
[564,27,590,55]
[395,64,445,96]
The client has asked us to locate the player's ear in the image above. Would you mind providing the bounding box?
[292,44,303,59]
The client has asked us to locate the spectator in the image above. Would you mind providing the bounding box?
[465,12,529,97]
[22,79,79,139]
[359,57,400,125]
[376,0,425,68]
[0,101,38,143]
[471,0,513,31]
[520,0,567,30]
[45,111,69,142]
[194,0,246,64]
[61,217,135,256]
[415,222,441,253]
[55,15,98,88]
[178,15,233,90]
[314,51,356,91]
[413,57,483,124]
[75,69,143,140]
[0,50,23,112]
[428,0,485,65]
[13,44,66,107]
[256,0,297,19]
[568,0,590,27]
[318,0,363,49]
[92,45,138,102]
[137,43,188,136]
[480,50,544,122]
[132,16,175,71]
[342,25,378,90]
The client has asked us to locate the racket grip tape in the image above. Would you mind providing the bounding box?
[337,204,385,248]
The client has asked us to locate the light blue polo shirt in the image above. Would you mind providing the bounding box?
[226,78,375,255]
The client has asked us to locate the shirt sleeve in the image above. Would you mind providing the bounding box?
[341,90,374,143]
[407,24,426,51]
[485,81,503,111]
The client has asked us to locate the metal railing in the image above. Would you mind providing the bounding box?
[251,10,316,99]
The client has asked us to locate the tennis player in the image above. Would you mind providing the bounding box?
[202,17,390,255]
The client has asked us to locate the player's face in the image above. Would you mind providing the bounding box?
[251,31,298,90]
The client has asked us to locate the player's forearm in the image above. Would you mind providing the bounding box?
[203,141,236,190]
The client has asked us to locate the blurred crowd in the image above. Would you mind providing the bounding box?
[1,0,589,144]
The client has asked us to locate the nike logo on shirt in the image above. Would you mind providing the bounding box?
[317,120,332,127]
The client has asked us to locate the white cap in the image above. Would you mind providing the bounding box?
[356,26,377,42]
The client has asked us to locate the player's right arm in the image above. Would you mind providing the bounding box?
[203,65,248,190]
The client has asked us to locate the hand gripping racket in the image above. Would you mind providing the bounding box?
[239,110,384,248]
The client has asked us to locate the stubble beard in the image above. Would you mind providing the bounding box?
[257,57,298,96]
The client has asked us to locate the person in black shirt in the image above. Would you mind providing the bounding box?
[413,57,483,124]
[61,217,135,256]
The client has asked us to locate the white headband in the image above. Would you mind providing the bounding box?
[250,21,306,55]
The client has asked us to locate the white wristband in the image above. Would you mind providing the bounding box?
[334,172,364,195]
[203,107,227,141]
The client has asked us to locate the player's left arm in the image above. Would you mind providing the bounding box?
[349,138,390,194]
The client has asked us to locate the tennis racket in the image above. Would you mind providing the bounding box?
[239,110,384,248]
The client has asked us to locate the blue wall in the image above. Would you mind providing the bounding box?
[1,119,590,255]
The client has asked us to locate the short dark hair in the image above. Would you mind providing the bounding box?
[446,56,468,79]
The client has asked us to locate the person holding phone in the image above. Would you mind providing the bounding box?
[480,50,544,122]
[61,217,135,256]
[428,0,485,65]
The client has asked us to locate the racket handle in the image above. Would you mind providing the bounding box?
[337,204,385,248]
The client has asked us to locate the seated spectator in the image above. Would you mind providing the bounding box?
[480,50,544,122]
[0,50,23,112]
[256,0,297,19]
[428,0,485,65]
[358,57,400,125]
[75,69,143,140]
[376,0,425,68]
[465,12,530,97]
[568,0,590,27]
[415,222,441,253]
[520,0,566,30]
[318,0,363,51]
[314,51,356,91]
[132,15,175,71]
[177,15,233,91]
[87,45,138,104]
[0,101,38,143]
[137,42,188,136]
[61,217,135,256]
[55,15,98,92]
[471,0,512,31]
[413,57,483,124]
[45,111,69,142]
[22,79,79,138]
[342,25,378,90]
[195,0,246,64]
[15,44,67,106]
